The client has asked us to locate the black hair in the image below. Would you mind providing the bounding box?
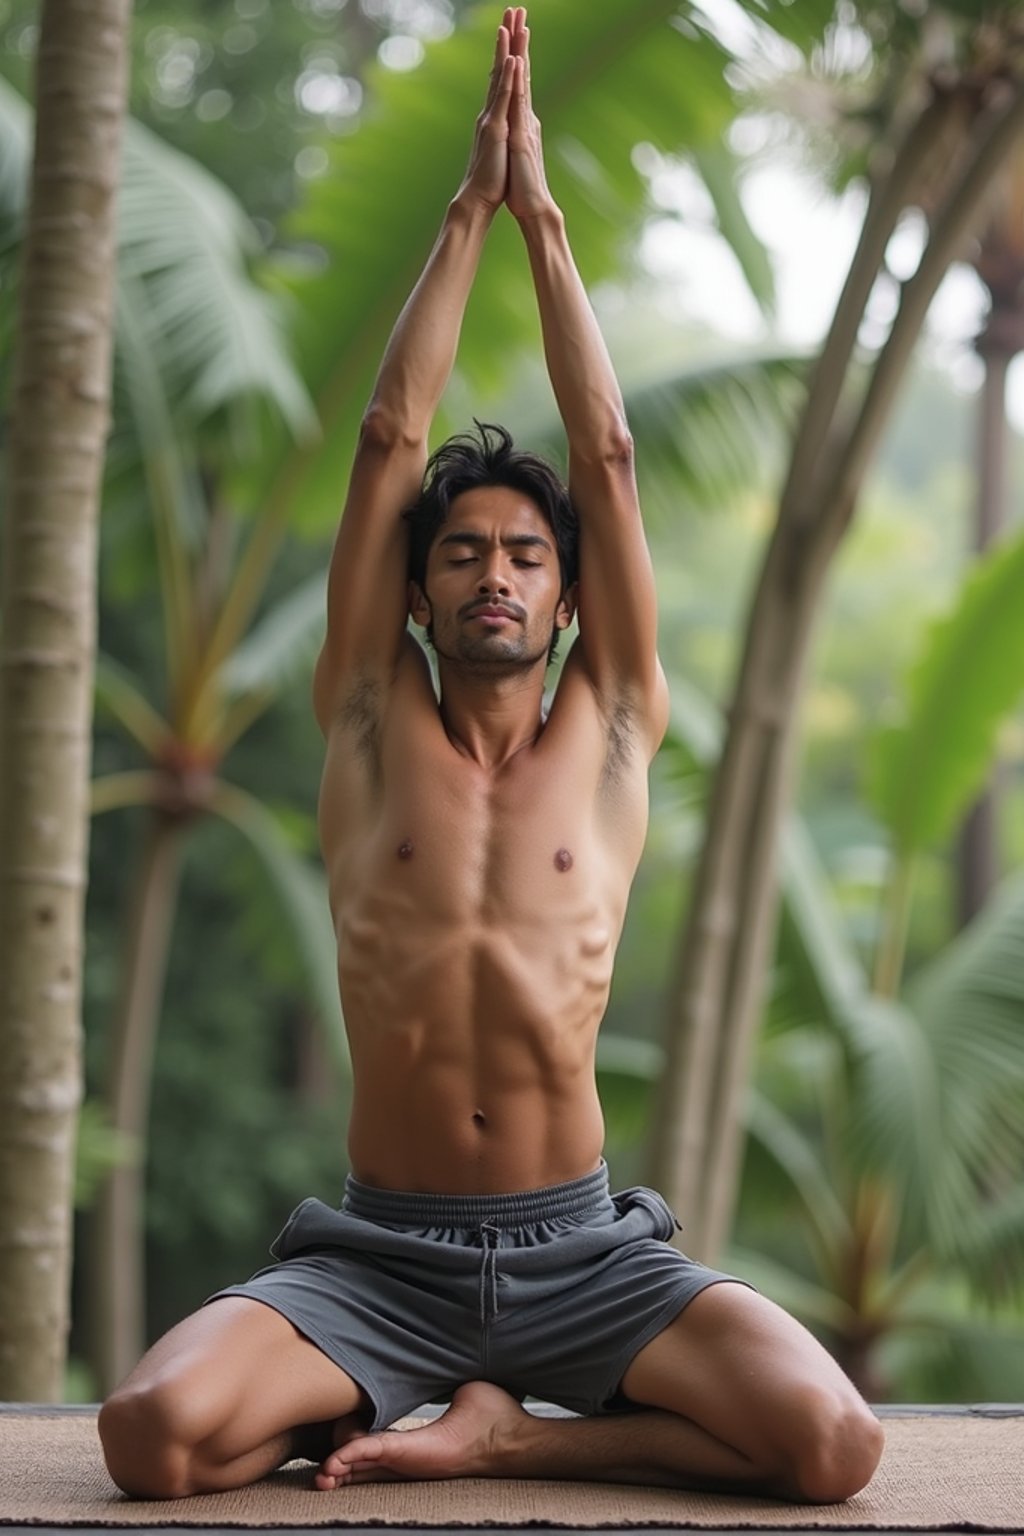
[404,421,579,595]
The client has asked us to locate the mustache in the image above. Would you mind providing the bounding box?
[460,599,526,621]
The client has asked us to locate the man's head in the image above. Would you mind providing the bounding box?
[404,422,579,666]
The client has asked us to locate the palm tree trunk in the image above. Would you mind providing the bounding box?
[957,341,1011,926]
[90,816,184,1395]
[0,0,132,1401]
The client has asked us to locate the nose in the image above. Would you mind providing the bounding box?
[476,559,510,595]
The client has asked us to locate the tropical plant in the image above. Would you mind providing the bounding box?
[956,143,1024,925]
[635,615,1024,1399]
[0,0,133,1402]
[650,1,1024,1265]
[0,0,827,1392]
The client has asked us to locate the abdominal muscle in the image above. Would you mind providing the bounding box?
[335,862,621,1194]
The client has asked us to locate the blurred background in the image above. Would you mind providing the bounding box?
[2,0,1023,1407]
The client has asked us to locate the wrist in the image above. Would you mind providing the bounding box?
[449,186,500,231]
[515,200,565,242]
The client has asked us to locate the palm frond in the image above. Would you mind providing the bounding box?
[219,571,326,700]
[723,1244,858,1333]
[868,525,1024,857]
[208,781,347,1077]
[250,0,765,534]
[93,655,171,758]
[117,117,317,454]
[905,870,1024,1268]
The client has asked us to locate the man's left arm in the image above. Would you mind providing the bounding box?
[507,16,668,757]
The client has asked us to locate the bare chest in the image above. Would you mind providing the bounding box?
[360,743,607,922]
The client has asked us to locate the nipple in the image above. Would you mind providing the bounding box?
[554,847,573,872]
[398,840,414,860]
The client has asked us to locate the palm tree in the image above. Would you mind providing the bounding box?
[0,0,824,1392]
[956,147,1024,925]
[0,0,133,1403]
[646,574,1024,1397]
[650,1,1024,1264]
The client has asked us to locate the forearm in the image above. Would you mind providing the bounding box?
[518,206,631,463]
[367,192,496,442]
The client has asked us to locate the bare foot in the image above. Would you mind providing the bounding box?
[314,1381,529,1489]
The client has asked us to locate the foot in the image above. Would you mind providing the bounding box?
[314,1381,530,1489]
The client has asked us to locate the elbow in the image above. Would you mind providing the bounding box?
[580,411,634,472]
[359,401,424,456]
[604,423,634,469]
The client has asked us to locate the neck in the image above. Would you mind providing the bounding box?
[437,661,548,768]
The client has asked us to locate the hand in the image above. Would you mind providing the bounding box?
[458,8,516,214]
[506,9,556,222]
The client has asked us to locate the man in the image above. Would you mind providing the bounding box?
[99,9,883,1502]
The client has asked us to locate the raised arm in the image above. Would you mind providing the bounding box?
[313,16,517,732]
[505,14,667,756]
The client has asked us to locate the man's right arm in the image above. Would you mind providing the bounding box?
[313,14,517,733]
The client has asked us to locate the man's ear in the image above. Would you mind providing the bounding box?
[555,582,578,629]
[409,580,431,628]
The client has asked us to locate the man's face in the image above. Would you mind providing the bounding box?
[410,485,575,671]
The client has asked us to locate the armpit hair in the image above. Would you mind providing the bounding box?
[340,675,383,765]
[601,696,638,786]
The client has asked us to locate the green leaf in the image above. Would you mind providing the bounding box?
[907,869,1024,1256]
[483,328,807,522]
[117,117,317,451]
[251,0,747,533]
[93,653,171,757]
[692,143,776,317]
[868,525,1024,856]
[0,72,28,240]
[209,781,348,1078]
[745,1085,852,1263]
[723,1244,857,1332]
[220,571,326,700]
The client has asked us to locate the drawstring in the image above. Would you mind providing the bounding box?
[479,1221,501,1324]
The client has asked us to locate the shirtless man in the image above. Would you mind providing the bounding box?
[99,9,883,1503]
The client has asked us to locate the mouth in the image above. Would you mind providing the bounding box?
[465,605,521,623]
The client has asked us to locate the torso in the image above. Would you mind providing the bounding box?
[318,641,652,1194]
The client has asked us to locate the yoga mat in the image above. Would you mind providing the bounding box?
[2,1408,1022,1529]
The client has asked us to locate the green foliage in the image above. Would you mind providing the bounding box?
[209,780,348,1074]
[75,1101,136,1210]
[869,526,1024,857]
[250,0,748,533]
[907,870,1024,1283]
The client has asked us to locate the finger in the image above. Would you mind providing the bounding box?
[509,53,528,134]
[494,49,516,113]
[485,23,510,109]
[522,24,533,114]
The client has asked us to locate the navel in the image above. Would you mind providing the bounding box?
[397,840,414,860]
[554,847,574,873]
[472,1110,487,1128]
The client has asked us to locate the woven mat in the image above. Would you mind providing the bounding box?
[2,1410,1022,1529]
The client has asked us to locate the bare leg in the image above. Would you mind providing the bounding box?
[319,1286,884,1503]
[317,1381,780,1493]
[99,1297,369,1498]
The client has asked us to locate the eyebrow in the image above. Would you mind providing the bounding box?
[437,530,554,553]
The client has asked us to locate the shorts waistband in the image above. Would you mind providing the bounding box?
[342,1162,610,1228]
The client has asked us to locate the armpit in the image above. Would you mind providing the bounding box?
[340,675,384,763]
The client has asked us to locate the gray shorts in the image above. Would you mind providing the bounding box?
[209,1163,741,1432]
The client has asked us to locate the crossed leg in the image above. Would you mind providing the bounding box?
[317,1283,884,1502]
[99,1297,370,1498]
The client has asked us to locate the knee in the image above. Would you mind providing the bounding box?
[99,1378,208,1499]
[783,1386,884,1504]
